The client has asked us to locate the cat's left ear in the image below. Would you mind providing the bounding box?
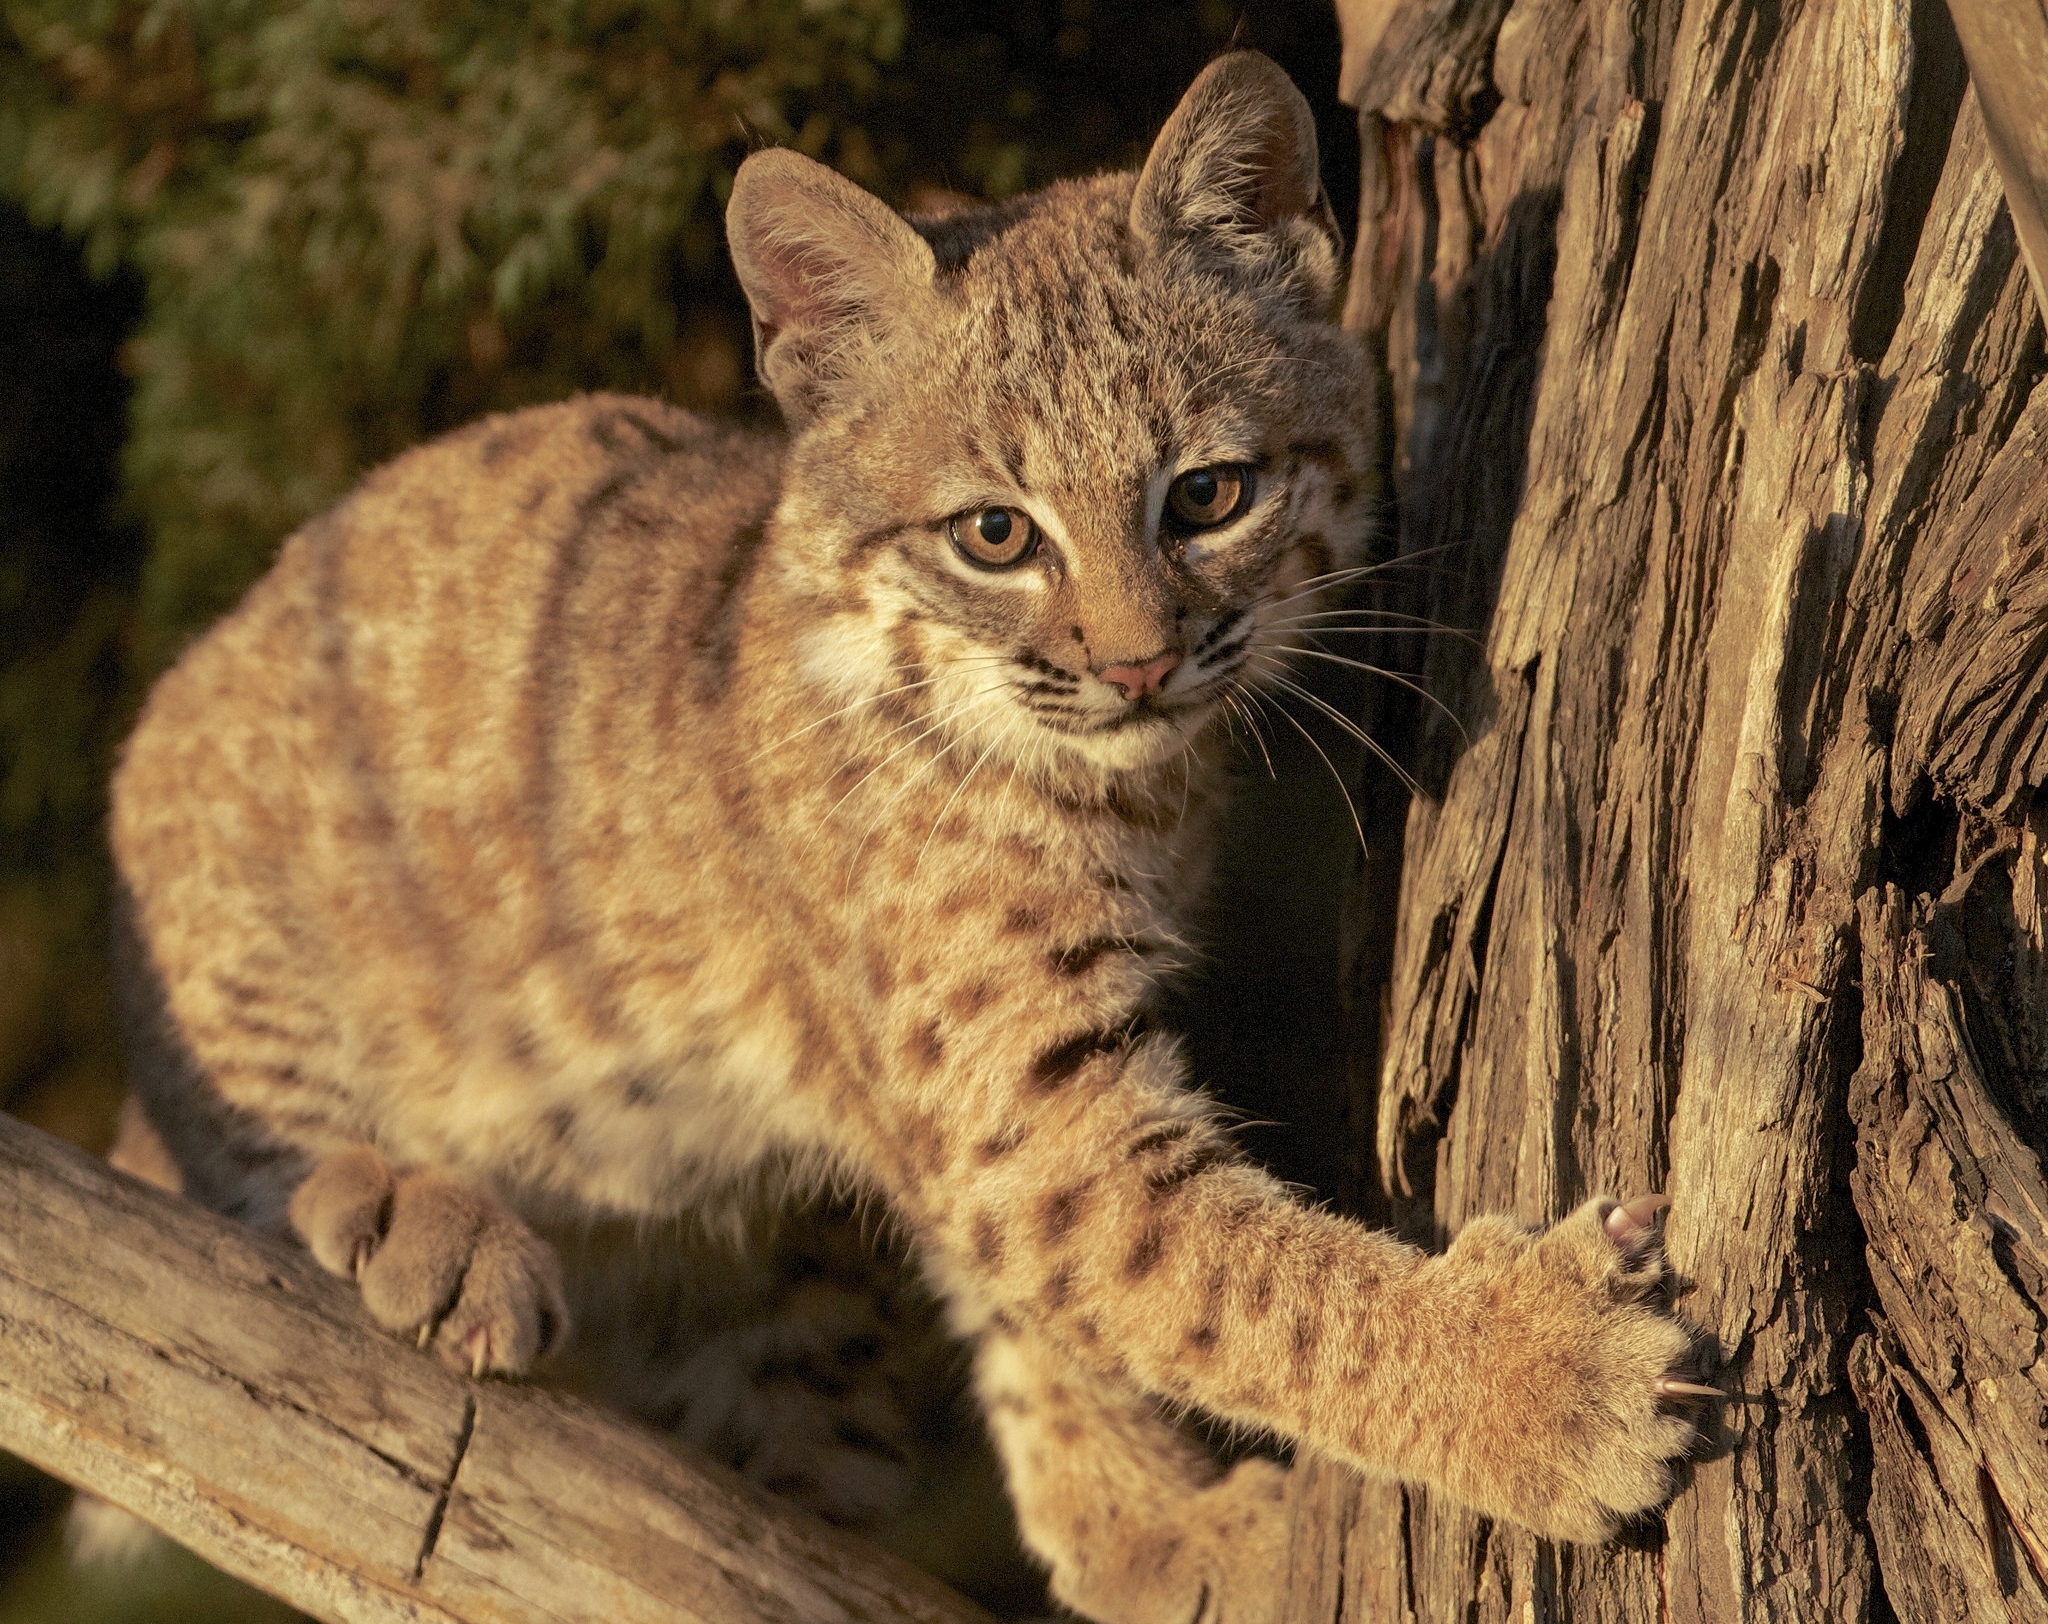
[1130,52,1343,313]
[726,149,940,426]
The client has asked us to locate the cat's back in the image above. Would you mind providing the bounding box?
[113,395,784,1047]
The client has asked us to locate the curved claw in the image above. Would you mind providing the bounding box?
[1657,1378,1725,1399]
[1605,1194,1672,1245]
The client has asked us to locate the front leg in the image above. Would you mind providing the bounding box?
[854,951,1698,1546]
[955,1290,1288,1624]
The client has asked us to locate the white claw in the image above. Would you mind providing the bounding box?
[417,1323,433,1349]
[1657,1378,1725,1399]
[1606,1194,1672,1242]
[466,1329,488,1380]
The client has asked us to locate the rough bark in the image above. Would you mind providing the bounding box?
[0,1110,992,1624]
[1290,0,2048,1617]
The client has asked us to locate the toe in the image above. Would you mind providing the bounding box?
[289,1146,395,1277]
[359,1175,486,1334]
[431,1214,568,1376]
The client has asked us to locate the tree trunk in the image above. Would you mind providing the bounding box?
[1284,0,2048,1617]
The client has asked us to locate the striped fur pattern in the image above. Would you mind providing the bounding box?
[110,54,1696,1624]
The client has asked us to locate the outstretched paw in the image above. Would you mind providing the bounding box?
[289,1146,568,1376]
[1427,1194,1712,1543]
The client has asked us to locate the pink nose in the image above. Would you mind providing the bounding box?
[1097,652,1182,701]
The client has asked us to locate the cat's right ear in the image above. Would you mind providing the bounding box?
[726,150,939,426]
[1130,52,1342,314]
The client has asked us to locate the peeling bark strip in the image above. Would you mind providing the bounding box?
[0,1112,991,1624]
[1296,0,2048,1617]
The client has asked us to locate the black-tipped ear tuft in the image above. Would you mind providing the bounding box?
[726,149,938,426]
[1131,52,1341,311]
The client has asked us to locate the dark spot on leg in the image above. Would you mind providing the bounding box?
[907,1018,946,1070]
[972,1212,1005,1272]
[1050,936,1142,976]
[1043,1263,1074,1310]
[1125,1121,1193,1159]
[1027,1016,1146,1093]
[975,1123,1028,1163]
[902,1108,950,1171]
[948,979,997,1020]
[1145,1141,1232,1198]
[1126,1223,1166,1280]
[542,1105,576,1143]
[1040,1178,1094,1242]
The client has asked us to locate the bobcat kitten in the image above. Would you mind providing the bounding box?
[111,52,1701,1623]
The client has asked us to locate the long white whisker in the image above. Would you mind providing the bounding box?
[849,697,1005,877]
[1262,543,1466,611]
[803,691,995,869]
[1222,688,1278,780]
[735,674,953,767]
[1253,659,1424,799]
[1263,607,1477,638]
[1249,689,1368,859]
[1280,643,1469,743]
[915,717,1010,875]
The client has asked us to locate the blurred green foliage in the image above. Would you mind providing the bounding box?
[0,0,1348,1613]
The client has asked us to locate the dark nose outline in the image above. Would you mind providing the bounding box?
[1096,651,1183,701]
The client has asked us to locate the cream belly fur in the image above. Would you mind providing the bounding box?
[108,51,1706,1624]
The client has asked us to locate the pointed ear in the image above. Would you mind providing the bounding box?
[1130,52,1342,312]
[726,149,939,425]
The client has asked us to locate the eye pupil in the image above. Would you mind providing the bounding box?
[1186,472,1217,508]
[950,506,1037,569]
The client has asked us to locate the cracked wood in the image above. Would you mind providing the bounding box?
[0,1111,994,1624]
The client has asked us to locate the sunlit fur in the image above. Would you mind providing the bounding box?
[109,53,1696,1624]
[769,178,1372,794]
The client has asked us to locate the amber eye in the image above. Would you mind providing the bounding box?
[1166,466,1249,530]
[949,506,1039,569]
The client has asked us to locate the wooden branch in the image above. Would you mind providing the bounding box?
[0,1110,995,1624]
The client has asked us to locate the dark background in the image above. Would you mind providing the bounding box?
[0,2,1367,1615]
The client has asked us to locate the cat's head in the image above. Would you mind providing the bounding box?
[728,52,1374,778]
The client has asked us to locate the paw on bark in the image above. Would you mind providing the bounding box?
[1427,1194,1708,1543]
[289,1146,568,1376]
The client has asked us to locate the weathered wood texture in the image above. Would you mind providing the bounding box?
[0,1109,992,1624]
[1294,0,2048,1617]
